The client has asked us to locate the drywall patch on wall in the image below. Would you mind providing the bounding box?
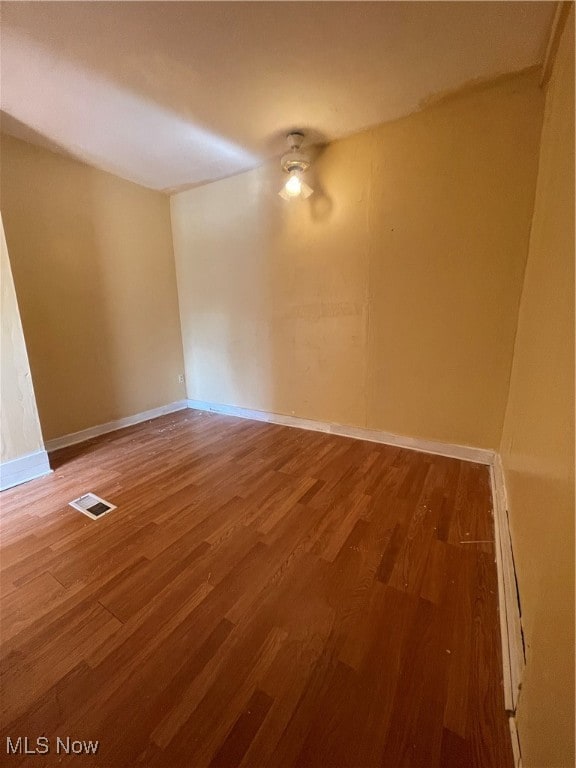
[0,213,46,465]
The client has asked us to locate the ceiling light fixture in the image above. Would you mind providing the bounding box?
[279,131,313,200]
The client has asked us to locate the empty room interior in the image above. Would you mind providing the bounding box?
[0,2,574,767]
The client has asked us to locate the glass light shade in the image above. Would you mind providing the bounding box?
[279,171,313,201]
[284,172,302,197]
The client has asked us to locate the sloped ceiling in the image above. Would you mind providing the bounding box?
[0,1,555,191]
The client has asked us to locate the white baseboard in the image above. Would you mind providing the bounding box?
[509,716,523,768]
[0,449,52,491]
[186,399,495,465]
[490,454,524,713]
[45,401,189,452]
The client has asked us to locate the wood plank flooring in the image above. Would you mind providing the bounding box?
[0,410,513,767]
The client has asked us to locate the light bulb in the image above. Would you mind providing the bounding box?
[278,170,313,200]
[284,172,302,197]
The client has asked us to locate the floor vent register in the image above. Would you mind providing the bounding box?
[69,493,116,520]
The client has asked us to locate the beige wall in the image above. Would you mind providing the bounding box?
[171,69,543,449]
[0,135,186,441]
[0,213,45,462]
[500,11,575,768]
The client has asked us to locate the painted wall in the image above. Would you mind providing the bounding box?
[500,11,575,767]
[0,213,45,462]
[171,69,544,449]
[0,135,186,441]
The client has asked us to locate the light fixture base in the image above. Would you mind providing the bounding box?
[281,132,310,174]
[286,132,305,151]
[279,131,313,199]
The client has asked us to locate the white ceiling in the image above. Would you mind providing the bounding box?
[1,2,555,192]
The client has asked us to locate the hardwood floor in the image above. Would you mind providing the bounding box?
[0,410,513,767]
